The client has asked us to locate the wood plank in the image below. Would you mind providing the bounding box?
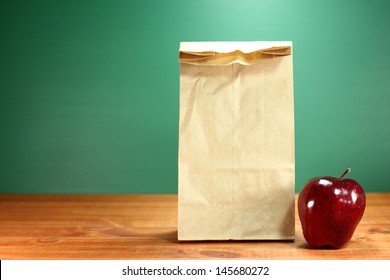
[0,193,389,259]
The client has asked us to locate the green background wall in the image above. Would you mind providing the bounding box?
[1,0,389,193]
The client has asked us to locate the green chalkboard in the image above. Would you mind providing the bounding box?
[1,0,389,193]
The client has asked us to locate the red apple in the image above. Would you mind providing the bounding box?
[298,168,366,249]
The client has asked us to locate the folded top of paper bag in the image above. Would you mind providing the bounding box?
[179,41,292,66]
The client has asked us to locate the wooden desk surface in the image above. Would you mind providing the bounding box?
[0,193,389,259]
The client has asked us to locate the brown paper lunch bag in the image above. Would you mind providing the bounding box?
[178,41,295,240]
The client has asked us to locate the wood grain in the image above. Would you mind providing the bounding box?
[0,193,389,259]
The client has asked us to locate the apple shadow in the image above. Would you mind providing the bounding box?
[297,243,338,250]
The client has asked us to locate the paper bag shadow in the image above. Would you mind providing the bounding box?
[158,230,180,243]
[157,230,295,245]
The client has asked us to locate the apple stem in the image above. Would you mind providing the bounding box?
[339,168,351,180]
